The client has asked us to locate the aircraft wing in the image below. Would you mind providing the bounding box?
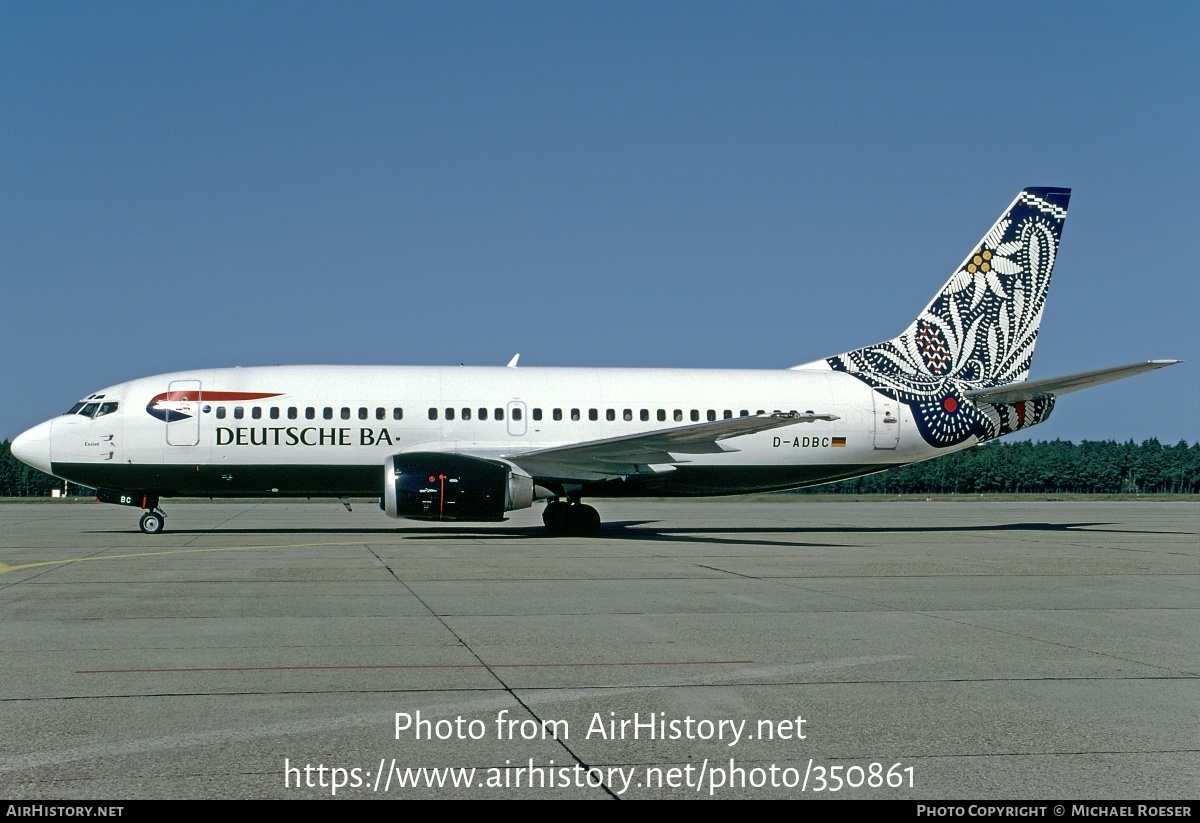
[965,360,1181,406]
[506,411,837,479]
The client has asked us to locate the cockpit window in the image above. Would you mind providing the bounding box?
[80,403,100,417]
[94,402,119,418]
[67,402,87,415]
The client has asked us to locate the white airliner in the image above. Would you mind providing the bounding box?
[11,188,1179,535]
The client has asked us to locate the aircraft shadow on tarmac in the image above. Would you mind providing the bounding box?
[84,520,1192,550]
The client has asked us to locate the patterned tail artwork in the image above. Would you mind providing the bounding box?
[827,187,1071,448]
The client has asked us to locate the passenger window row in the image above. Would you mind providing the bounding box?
[208,405,771,423]
[429,407,508,421]
[427,408,766,422]
[213,406,405,421]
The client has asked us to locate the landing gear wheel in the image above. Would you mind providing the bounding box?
[572,504,601,536]
[543,502,601,536]
[139,511,165,534]
[542,501,569,533]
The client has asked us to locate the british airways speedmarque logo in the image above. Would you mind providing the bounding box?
[146,391,282,422]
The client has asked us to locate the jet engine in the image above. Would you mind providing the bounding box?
[382,452,539,521]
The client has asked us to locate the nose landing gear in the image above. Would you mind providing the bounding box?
[94,489,168,535]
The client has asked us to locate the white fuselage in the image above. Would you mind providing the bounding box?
[21,364,944,500]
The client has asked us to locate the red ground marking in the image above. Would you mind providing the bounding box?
[77,660,754,674]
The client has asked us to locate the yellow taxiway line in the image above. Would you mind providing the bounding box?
[0,540,410,576]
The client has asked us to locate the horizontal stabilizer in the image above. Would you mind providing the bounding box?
[965,360,1181,406]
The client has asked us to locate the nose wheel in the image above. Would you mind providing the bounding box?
[138,510,166,534]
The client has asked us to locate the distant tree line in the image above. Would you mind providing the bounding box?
[795,439,1200,495]
[0,440,91,496]
[2,437,1198,497]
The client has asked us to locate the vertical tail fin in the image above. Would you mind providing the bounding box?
[818,187,1071,446]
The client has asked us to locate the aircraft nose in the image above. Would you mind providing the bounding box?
[11,420,53,475]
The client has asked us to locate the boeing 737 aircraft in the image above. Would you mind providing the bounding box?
[11,188,1179,535]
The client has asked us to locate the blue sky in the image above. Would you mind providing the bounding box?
[3,1,1196,444]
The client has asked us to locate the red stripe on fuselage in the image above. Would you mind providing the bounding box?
[150,391,283,404]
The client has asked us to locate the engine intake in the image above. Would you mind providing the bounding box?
[383,452,535,521]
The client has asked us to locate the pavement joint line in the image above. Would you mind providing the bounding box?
[7,673,1197,705]
[181,504,262,547]
[367,545,621,799]
[0,540,416,575]
[910,610,1195,676]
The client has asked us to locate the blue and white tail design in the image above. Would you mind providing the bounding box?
[823,187,1071,448]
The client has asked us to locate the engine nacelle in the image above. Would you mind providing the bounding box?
[383,452,535,521]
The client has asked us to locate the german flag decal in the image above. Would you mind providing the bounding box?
[832,437,847,448]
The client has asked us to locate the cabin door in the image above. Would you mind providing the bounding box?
[165,380,202,446]
[872,391,900,450]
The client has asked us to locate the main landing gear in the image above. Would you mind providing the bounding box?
[542,500,601,536]
[138,509,167,534]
